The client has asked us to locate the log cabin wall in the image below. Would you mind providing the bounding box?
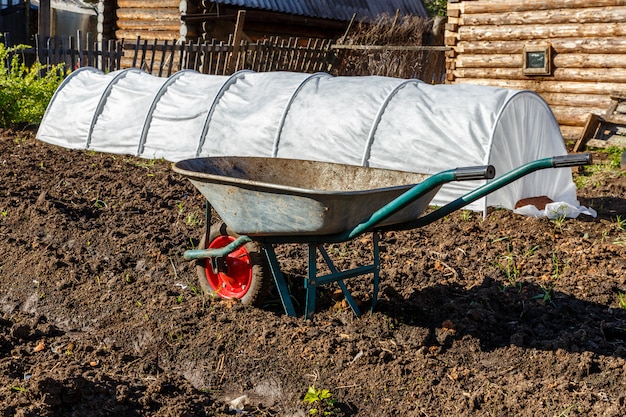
[444,0,626,143]
[115,0,194,42]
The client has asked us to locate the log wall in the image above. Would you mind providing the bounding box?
[445,0,626,142]
[116,0,191,42]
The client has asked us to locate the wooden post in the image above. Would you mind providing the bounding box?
[228,10,246,74]
[38,0,51,39]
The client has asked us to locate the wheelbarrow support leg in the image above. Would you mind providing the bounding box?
[305,245,318,319]
[263,245,297,317]
[371,232,380,313]
[318,247,362,317]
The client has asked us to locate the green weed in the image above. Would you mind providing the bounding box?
[605,146,626,169]
[618,292,626,310]
[495,243,521,291]
[535,251,567,304]
[303,386,339,416]
[614,215,625,231]
[550,208,568,232]
[554,403,578,417]
[93,199,107,209]
[551,251,565,280]
[186,211,201,226]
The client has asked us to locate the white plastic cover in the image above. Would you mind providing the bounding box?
[37,67,590,215]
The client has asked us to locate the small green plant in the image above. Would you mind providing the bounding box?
[555,403,578,417]
[614,215,625,231]
[1,209,7,217]
[551,251,565,280]
[93,199,107,209]
[534,282,554,304]
[605,146,626,169]
[535,251,566,304]
[618,292,626,310]
[495,243,521,291]
[125,157,162,170]
[186,211,201,226]
[550,209,568,232]
[303,386,339,416]
[13,134,28,144]
[459,210,472,222]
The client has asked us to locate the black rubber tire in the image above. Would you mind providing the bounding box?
[196,222,270,307]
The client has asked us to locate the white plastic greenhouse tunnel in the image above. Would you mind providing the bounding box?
[36,67,595,218]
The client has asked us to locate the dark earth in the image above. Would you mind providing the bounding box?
[1,127,625,416]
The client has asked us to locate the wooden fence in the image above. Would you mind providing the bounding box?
[2,31,446,81]
[124,36,335,77]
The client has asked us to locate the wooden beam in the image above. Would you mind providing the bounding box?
[38,0,50,38]
[453,78,626,96]
[117,0,180,7]
[116,8,180,21]
[455,53,626,69]
[453,67,626,83]
[456,37,626,55]
[459,22,626,42]
[461,6,626,26]
[463,0,626,14]
[228,10,246,73]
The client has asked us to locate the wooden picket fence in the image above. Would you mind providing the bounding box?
[124,36,335,77]
[2,32,336,76]
[2,31,446,81]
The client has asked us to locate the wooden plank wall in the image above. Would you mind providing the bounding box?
[444,0,626,142]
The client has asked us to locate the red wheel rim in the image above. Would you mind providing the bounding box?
[204,235,253,299]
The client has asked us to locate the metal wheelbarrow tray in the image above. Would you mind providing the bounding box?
[173,154,592,318]
[173,157,436,236]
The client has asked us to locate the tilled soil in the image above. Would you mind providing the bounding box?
[1,128,625,416]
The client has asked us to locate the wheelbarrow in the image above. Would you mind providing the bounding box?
[173,154,591,318]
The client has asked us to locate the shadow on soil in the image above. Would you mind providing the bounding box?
[579,196,626,220]
[375,278,626,358]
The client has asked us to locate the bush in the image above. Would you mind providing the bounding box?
[424,0,448,16]
[0,40,65,128]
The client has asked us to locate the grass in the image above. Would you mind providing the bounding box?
[614,215,625,231]
[534,251,567,304]
[618,292,626,310]
[574,146,626,189]
[459,210,472,222]
[494,243,521,291]
[186,211,202,226]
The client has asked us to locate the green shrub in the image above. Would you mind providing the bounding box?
[424,0,448,16]
[0,40,65,128]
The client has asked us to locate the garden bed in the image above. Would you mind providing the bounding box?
[1,128,625,416]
